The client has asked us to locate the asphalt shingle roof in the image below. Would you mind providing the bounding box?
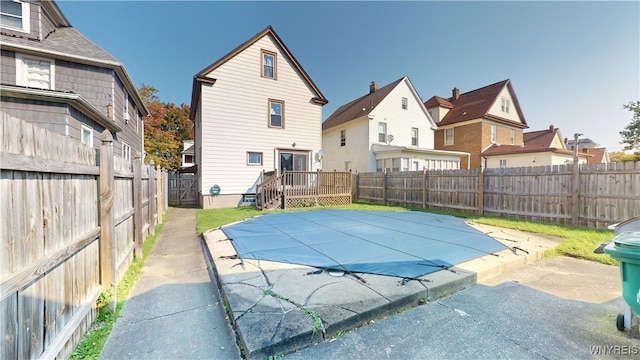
[424,79,528,128]
[322,77,405,131]
[2,27,119,64]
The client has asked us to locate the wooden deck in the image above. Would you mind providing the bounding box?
[257,170,352,210]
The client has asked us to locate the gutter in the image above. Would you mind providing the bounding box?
[1,85,123,133]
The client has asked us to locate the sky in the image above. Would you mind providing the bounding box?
[57,1,639,152]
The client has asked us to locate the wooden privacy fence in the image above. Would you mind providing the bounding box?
[0,115,167,359]
[353,162,640,228]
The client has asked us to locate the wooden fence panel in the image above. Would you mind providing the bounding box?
[353,161,639,228]
[0,114,167,359]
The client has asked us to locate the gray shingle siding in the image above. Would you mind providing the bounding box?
[1,50,16,84]
[56,59,113,115]
[1,97,68,135]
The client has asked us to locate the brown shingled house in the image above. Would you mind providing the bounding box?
[425,79,528,168]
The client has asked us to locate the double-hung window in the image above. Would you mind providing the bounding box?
[81,125,93,147]
[444,128,454,145]
[501,97,510,113]
[122,142,131,161]
[491,124,497,143]
[378,122,387,143]
[411,127,418,146]
[262,50,276,79]
[17,54,54,90]
[340,130,346,147]
[1,0,30,32]
[269,99,284,128]
[401,97,408,110]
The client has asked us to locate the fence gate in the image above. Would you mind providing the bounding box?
[169,172,198,207]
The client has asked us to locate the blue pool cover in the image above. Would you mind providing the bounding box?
[221,210,507,279]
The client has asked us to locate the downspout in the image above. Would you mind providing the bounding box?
[467,153,471,169]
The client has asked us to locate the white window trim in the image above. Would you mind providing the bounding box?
[491,124,497,143]
[1,0,30,33]
[123,91,130,121]
[401,97,408,110]
[122,142,131,160]
[501,97,510,113]
[247,151,263,165]
[340,129,346,147]
[80,125,93,147]
[444,128,454,146]
[411,127,419,146]
[378,122,387,143]
[16,53,55,90]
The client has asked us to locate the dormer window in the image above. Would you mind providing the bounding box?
[501,97,510,113]
[1,0,30,33]
[261,50,276,79]
[16,54,54,90]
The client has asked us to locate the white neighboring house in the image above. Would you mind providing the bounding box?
[482,125,590,168]
[189,26,328,209]
[322,77,469,173]
[181,140,195,168]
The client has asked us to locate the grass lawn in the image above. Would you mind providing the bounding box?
[197,203,617,266]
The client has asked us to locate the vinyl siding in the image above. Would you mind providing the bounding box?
[199,35,323,194]
[487,87,523,123]
[368,82,435,149]
[322,117,370,173]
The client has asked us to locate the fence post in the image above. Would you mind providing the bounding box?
[99,130,116,311]
[422,168,427,209]
[156,165,163,224]
[477,167,484,215]
[133,152,143,258]
[148,161,156,235]
[382,171,387,205]
[571,162,579,225]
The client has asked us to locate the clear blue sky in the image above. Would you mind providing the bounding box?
[57,1,639,151]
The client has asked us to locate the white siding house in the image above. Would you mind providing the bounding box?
[189,26,327,208]
[322,77,468,173]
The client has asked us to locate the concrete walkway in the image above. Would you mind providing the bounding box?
[100,208,239,360]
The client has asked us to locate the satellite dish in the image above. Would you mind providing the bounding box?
[386,135,394,144]
[315,149,325,162]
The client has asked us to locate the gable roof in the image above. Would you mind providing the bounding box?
[322,77,405,131]
[424,79,528,129]
[582,148,608,164]
[523,125,564,148]
[189,26,327,120]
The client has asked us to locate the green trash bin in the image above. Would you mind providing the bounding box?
[604,231,640,330]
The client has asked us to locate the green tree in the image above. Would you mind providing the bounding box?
[140,84,193,171]
[609,151,640,162]
[620,101,640,151]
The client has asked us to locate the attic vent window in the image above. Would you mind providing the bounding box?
[1,0,30,33]
[501,97,510,113]
[261,50,276,79]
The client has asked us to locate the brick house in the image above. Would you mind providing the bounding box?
[425,79,528,168]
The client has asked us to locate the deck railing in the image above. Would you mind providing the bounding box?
[257,170,352,209]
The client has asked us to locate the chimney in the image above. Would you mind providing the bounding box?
[452,87,460,100]
[549,125,555,131]
[369,81,378,94]
[564,137,568,144]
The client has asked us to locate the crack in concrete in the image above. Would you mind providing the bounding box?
[435,301,551,360]
[120,303,217,326]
